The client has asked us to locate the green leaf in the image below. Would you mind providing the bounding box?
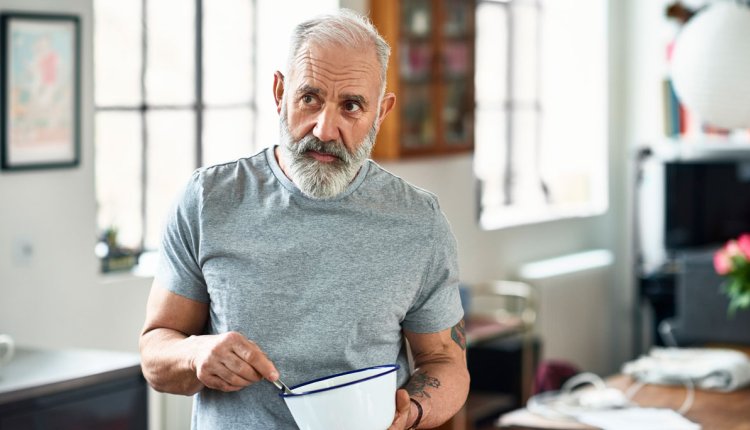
[726,279,742,295]
[737,292,750,309]
[728,297,740,318]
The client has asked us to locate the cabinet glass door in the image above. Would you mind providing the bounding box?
[370,0,474,158]
[400,0,436,150]
[441,0,473,148]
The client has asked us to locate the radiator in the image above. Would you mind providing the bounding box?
[518,249,614,376]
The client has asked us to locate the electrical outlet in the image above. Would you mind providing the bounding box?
[12,237,34,266]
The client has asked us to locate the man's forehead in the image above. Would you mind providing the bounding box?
[293,40,379,66]
[289,42,380,90]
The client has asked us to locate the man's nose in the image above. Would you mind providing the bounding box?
[312,106,341,143]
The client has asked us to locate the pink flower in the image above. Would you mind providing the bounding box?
[714,246,733,275]
[737,234,750,260]
[725,240,745,262]
[714,234,750,314]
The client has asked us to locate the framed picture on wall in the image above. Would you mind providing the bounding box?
[0,13,80,171]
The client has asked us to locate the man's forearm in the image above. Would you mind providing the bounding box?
[404,361,470,428]
[140,328,205,395]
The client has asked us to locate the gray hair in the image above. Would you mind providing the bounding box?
[286,9,391,94]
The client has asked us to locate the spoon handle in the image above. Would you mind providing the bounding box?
[270,378,293,394]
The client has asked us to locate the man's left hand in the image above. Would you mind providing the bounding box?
[388,389,414,429]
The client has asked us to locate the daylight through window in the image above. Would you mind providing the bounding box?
[474,0,608,229]
[94,0,256,252]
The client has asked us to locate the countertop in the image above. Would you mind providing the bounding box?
[0,347,142,404]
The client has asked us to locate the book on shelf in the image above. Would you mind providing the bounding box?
[662,78,683,137]
[661,77,750,140]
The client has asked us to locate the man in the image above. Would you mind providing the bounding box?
[139,9,469,429]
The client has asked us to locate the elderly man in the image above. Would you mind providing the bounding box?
[139,9,469,429]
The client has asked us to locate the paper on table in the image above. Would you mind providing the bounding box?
[577,408,701,430]
[496,408,595,429]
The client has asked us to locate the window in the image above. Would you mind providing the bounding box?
[474,0,608,230]
[94,0,255,251]
[94,0,337,256]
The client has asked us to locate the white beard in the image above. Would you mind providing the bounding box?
[279,110,377,199]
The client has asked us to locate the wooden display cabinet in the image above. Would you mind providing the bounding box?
[370,0,475,160]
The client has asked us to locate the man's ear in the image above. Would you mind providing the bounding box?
[273,71,285,114]
[376,92,396,129]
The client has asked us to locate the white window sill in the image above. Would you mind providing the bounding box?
[479,203,607,231]
[517,249,614,280]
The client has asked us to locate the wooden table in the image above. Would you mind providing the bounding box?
[497,374,750,430]
[607,375,750,430]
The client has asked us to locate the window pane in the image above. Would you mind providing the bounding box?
[512,2,539,102]
[541,0,608,209]
[475,109,506,176]
[146,0,195,105]
[145,110,196,249]
[474,109,507,205]
[475,2,507,108]
[476,0,608,230]
[204,0,253,105]
[202,108,254,166]
[94,0,142,106]
[510,109,544,206]
[95,112,143,249]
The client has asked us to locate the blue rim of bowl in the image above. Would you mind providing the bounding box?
[279,364,400,398]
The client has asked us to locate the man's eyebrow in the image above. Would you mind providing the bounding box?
[295,85,369,107]
[296,84,323,97]
[341,93,368,107]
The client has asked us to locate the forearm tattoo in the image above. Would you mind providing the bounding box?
[406,371,441,399]
[451,319,467,350]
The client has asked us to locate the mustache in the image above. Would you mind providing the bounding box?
[290,134,353,164]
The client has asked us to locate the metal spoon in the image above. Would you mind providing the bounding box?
[270,378,294,395]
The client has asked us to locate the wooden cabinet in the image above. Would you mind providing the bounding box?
[370,0,475,160]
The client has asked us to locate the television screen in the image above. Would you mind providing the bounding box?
[665,161,750,250]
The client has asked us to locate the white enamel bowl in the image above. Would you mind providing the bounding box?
[280,364,399,430]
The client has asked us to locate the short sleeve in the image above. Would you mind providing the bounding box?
[156,170,209,303]
[402,202,464,333]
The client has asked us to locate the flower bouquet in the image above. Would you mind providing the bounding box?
[713,233,750,315]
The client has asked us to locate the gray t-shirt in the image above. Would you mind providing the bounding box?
[157,146,463,429]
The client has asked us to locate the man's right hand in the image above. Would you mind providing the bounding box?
[189,331,280,392]
[140,285,281,395]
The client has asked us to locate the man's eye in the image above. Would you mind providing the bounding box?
[302,95,315,104]
[344,101,362,113]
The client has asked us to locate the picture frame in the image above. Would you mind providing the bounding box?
[0,13,80,171]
